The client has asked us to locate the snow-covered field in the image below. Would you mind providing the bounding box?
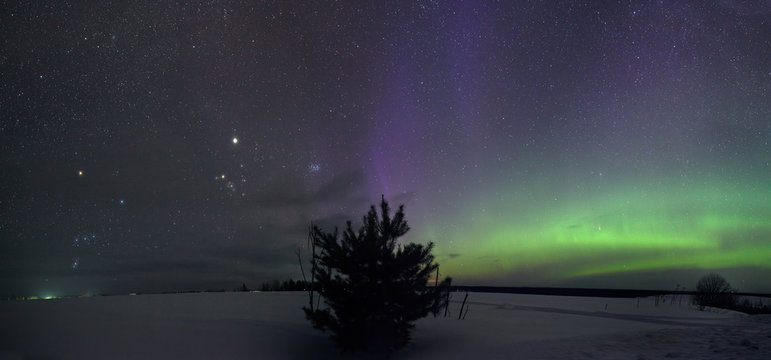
[1,291,769,359]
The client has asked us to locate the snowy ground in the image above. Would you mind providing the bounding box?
[1,291,769,359]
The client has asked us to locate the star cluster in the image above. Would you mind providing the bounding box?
[1,1,769,297]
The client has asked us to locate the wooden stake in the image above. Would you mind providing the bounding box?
[458,292,468,320]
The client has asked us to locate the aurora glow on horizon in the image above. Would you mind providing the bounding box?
[421,176,771,288]
[2,1,770,297]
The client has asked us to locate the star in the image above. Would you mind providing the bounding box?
[3,0,770,298]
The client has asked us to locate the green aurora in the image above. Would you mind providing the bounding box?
[424,175,770,289]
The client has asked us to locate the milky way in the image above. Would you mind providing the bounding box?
[1,1,770,297]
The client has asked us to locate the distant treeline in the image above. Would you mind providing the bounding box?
[259,279,318,292]
[452,286,771,299]
[258,279,441,292]
[452,286,674,298]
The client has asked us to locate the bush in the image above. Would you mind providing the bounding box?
[303,197,451,354]
[693,273,735,310]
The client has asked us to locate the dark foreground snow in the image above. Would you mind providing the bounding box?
[1,291,769,359]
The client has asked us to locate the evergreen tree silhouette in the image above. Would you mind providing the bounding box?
[303,196,451,354]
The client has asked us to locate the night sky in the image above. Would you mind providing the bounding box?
[2,1,770,298]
